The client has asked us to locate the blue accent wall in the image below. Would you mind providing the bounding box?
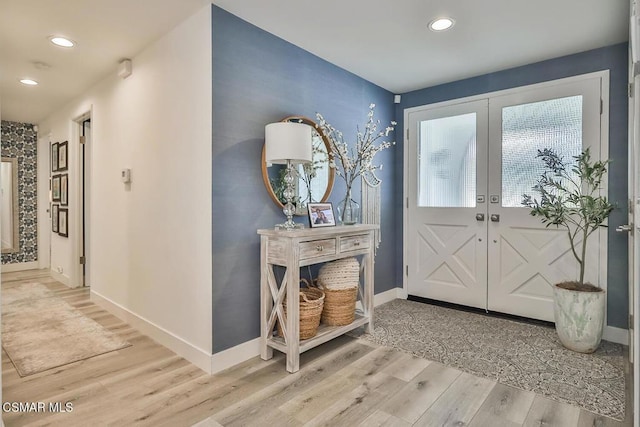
[395,43,629,328]
[212,6,397,352]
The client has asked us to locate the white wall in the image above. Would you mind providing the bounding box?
[37,5,213,359]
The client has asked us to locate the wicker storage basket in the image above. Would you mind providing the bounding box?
[277,282,325,340]
[318,258,359,326]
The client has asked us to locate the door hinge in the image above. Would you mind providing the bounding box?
[79,256,86,265]
[406,128,409,140]
[600,99,603,115]
[630,83,634,98]
[630,314,634,329]
[405,265,408,276]
[80,136,86,145]
[406,197,409,209]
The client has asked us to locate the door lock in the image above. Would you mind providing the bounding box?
[490,214,500,222]
[475,213,485,221]
[616,224,633,234]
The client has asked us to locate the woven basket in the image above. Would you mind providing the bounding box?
[318,257,360,290]
[277,281,325,340]
[319,286,358,326]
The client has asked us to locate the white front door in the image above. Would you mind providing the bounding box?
[405,74,607,322]
[406,100,488,309]
[487,79,603,322]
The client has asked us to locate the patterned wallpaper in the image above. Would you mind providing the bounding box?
[1,120,37,264]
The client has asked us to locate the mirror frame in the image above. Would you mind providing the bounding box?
[1,157,19,254]
[261,116,335,215]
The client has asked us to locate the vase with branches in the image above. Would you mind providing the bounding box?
[316,104,396,224]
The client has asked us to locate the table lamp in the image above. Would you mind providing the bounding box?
[265,122,313,230]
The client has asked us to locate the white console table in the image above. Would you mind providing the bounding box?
[258,224,378,373]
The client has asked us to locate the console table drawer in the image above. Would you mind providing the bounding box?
[340,234,370,252]
[300,239,337,260]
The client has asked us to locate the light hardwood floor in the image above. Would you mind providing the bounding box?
[1,270,633,426]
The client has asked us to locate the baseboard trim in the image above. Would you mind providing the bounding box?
[211,338,260,375]
[90,290,212,374]
[50,269,71,287]
[603,325,629,345]
[1,261,39,273]
[374,288,402,306]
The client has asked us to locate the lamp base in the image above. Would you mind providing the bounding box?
[275,222,305,231]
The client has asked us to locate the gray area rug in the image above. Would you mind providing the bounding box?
[2,283,130,376]
[358,299,625,420]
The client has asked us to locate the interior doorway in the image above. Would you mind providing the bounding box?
[404,72,608,323]
[78,116,91,287]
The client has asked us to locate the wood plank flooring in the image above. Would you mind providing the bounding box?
[1,270,633,426]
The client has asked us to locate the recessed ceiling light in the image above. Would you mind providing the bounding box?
[49,36,75,48]
[429,17,455,31]
[19,79,38,86]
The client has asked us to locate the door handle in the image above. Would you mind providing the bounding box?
[490,214,500,222]
[476,213,485,221]
[616,224,633,234]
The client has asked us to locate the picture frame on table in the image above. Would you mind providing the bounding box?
[52,175,61,202]
[60,174,68,206]
[308,202,336,228]
[52,204,59,233]
[58,208,68,237]
[58,141,68,171]
[51,142,59,172]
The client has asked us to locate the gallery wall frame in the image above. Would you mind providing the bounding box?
[52,204,59,233]
[60,174,68,206]
[52,175,61,202]
[58,208,68,237]
[51,142,59,172]
[58,141,68,171]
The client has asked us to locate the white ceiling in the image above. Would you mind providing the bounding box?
[0,1,629,125]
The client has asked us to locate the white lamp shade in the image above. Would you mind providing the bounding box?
[265,122,313,164]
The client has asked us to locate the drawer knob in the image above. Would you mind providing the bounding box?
[353,241,360,246]
[316,245,324,252]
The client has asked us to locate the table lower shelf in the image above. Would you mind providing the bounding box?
[266,313,369,355]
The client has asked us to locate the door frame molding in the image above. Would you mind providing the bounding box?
[403,70,611,320]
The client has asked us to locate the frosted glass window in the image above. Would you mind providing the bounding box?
[501,96,582,207]
[418,113,476,207]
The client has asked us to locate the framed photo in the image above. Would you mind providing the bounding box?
[51,142,59,172]
[52,204,59,233]
[308,202,336,228]
[52,175,61,202]
[58,208,68,237]
[58,141,68,171]
[60,174,68,206]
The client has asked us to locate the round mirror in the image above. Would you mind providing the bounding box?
[262,116,335,215]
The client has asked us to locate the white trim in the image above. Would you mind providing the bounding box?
[603,326,629,345]
[91,290,212,374]
[374,287,402,306]
[403,70,611,115]
[211,338,260,375]
[1,261,39,273]
[50,269,72,287]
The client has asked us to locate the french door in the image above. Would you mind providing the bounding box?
[405,74,605,322]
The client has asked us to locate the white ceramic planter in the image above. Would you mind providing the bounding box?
[553,284,606,353]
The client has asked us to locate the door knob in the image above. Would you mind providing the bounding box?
[616,224,633,234]
[475,213,485,221]
[490,214,500,222]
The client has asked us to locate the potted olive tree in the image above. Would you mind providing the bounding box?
[522,148,614,353]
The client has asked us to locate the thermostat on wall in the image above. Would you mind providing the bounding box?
[121,168,131,183]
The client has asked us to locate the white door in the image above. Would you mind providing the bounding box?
[406,100,489,309]
[487,79,603,322]
[406,74,606,321]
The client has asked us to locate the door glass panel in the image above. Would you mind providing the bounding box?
[418,113,476,207]
[501,95,582,207]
